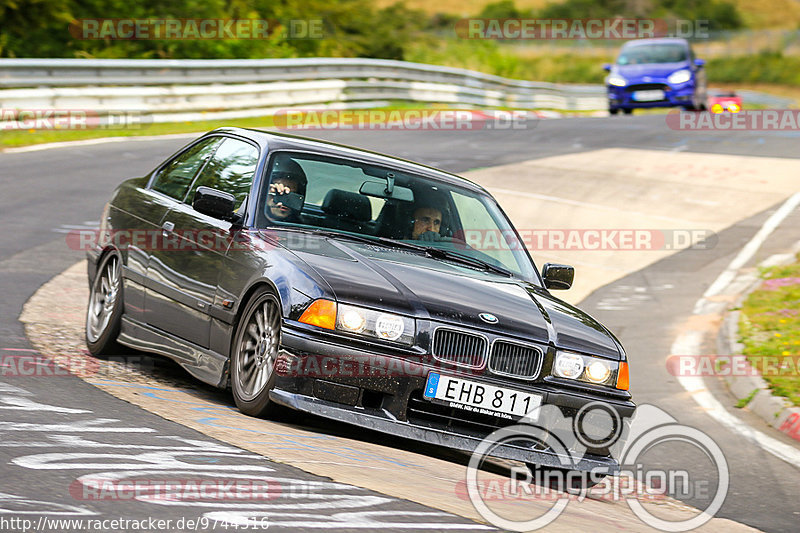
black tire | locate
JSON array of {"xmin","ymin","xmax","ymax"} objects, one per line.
[
  {"xmin": 623, "ymin": 108, "xmax": 633, "ymax": 115},
  {"xmin": 231, "ymin": 289, "xmax": 283, "ymax": 417},
  {"xmin": 608, "ymin": 108, "xmax": 619, "ymax": 115},
  {"xmin": 85, "ymin": 251, "xmax": 124, "ymax": 357}
]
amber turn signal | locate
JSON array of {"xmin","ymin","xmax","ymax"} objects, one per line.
[
  {"xmin": 298, "ymin": 299, "xmax": 337, "ymax": 330},
  {"xmin": 616, "ymin": 361, "xmax": 629, "ymax": 391}
]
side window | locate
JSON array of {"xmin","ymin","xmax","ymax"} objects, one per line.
[
  {"xmin": 187, "ymin": 138, "xmax": 259, "ymax": 208},
  {"xmin": 151, "ymin": 137, "xmax": 221, "ymax": 200},
  {"xmin": 451, "ymin": 191, "xmax": 518, "ymax": 269}
]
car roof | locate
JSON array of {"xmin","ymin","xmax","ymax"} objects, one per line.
[
  {"xmin": 622, "ymin": 38, "xmax": 689, "ymax": 48},
  {"xmin": 208, "ymin": 127, "xmax": 490, "ymax": 195}
]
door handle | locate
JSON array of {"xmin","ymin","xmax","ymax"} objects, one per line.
[{"xmin": 162, "ymin": 221, "xmax": 174, "ymax": 237}]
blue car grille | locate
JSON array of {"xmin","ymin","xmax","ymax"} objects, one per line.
[{"xmin": 625, "ymin": 83, "xmax": 669, "ymax": 93}]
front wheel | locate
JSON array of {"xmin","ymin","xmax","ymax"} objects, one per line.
[
  {"xmin": 623, "ymin": 108, "xmax": 633, "ymax": 115},
  {"xmin": 85, "ymin": 251, "xmax": 124, "ymax": 356},
  {"xmin": 609, "ymin": 108, "xmax": 619, "ymax": 116},
  {"xmin": 231, "ymin": 289, "xmax": 283, "ymax": 417}
]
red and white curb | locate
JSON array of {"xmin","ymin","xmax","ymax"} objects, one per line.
[{"xmin": 671, "ymin": 192, "xmax": 800, "ymax": 467}]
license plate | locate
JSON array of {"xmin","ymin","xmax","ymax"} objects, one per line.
[
  {"xmin": 632, "ymin": 90, "xmax": 664, "ymax": 101},
  {"xmin": 424, "ymin": 372, "xmax": 542, "ymax": 420}
]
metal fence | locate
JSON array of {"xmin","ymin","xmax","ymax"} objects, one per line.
[{"xmin": 0, "ymin": 57, "xmax": 607, "ymax": 122}]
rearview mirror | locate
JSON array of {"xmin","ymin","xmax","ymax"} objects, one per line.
[
  {"xmin": 603, "ymin": 63, "xmax": 611, "ymax": 72},
  {"xmin": 193, "ymin": 186, "xmax": 238, "ymax": 222},
  {"xmin": 542, "ymin": 263, "xmax": 574, "ymax": 290},
  {"xmin": 360, "ymin": 181, "xmax": 414, "ymax": 202},
  {"xmin": 694, "ymin": 58, "xmax": 705, "ymax": 67}
]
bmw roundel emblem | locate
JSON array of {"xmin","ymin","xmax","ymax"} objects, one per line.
[{"xmin": 479, "ymin": 313, "xmax": 498, "ymax": 324}]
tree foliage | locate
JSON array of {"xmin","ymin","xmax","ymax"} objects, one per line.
[{"xmin": 0, "ymin": 0, "xmax": 747, "ymax": 58}]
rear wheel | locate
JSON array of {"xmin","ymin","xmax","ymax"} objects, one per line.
[
  {"xmin": 623, "ymin": 108, "xmax": 633, "ymax": 115},
  {"xmin": 85, "ymin": 251, "xmax": 124, "ymax": 357},
  {"xmin": 608, "ymin": 108, "xmax": 619, "ymax": 116},
  {"xmin": 231, "ymin": 289, "xmax": 282, "ymax": 417}
]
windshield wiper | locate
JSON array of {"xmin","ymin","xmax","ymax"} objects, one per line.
[{"xmin": 371, "ymin": 238, "xmax": 513, "ymax": 277}]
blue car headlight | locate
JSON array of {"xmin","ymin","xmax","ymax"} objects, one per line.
[
  {"xmin": 667, "ymin": 69, "xmax": 692, "ymax": 85},
  {"xmin": 607, "ymin": 74, "xmax": 627, "ymax": 87}
]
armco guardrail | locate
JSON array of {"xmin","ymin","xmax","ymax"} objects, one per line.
[{"xmin": 0, "ymin": 58, "xmax": 606, "ymax": 121}]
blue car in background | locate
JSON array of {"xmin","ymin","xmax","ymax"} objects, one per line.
[{"xmin": 605, "ymin": 38, "xmax": 706, "ymax": 115}]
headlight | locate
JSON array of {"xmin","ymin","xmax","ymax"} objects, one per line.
[
  {"xmin": 554, "ymin": 351, "xmax": 584, "ymax": 379},
  {"xmin": 667, "ymin": 69, "xmax": 691, "ymax": 85},
  {"xmin": 299, "ymin": 299, "xmax": 415, "ymax": 345},
  {"xmin": 607, "ymin": 75, "xmax": 627, "ymax": 87},
  {"xmin": 553, "ymin": 350, "xmax": 625, "ymax": 389}
]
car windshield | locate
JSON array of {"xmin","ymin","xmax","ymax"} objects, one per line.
[
  {"xmin": 256, "ymin": 151, "xmax": 537, "ymax": 280},
  {"xmin": 617, "ymin": 43, "xmax": 688, "ymax": 65}
]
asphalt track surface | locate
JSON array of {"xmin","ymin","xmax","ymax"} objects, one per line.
[{"xmin": 1, "ymin": 114, "xmax": 800, "ymax": 531}]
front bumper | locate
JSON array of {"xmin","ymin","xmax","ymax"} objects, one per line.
[
  {"xmin": 608, "ymin": 83, "xmax": 696, "ymax": 109},
  {"xmin": 273, "ymin": 324, "xmax": 636, "ymax": 473}
]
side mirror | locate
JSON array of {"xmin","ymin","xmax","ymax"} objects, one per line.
[
  {"xmin": 603, "ymin": 63, "xmax": 611, "ymax": 72},
  {"xmin": 193, "ymin": 186, "xmax": 238, "ymax": 221},
  {"xmin": 542, "ymin": 263, "xmax": 574, "ymax": 290},
  {"xmin": 694, "ymin": 58, "xmax": 705, "ymax": 68}
]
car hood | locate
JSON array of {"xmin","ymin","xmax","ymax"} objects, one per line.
[
  {"xmin": 614, "ymin": 61, "xmax": 689, "ymax": 81},
  {"xmin": 283, "ymin": 235, "xmax": 622, "ymax": 359}
]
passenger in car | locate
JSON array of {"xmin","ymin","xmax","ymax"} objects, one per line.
[
  {"xmin": 266, "ymin": 159, "xmax": 307, "ymax": 222},
  {"xmin": 411, "ymin": 197, "xmax": 445, "ymax": 241}
]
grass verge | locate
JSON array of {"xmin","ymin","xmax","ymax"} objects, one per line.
[
  {"xmin": 0, "ymin": 103, "xmax": 602, "ymax": 149},
  {"xmin": 0, "ymin": 115, "xmax": 280, "ymax": 149},
  {"xmin": 738, "ymin": 253, "xmax": 800, "ymax": 406}
]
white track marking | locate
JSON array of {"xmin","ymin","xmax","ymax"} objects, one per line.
[
  {"xmin": 675, "ymin": 192, "xmax": 800, "ymax": 468},
  {"xmin": 702, "ymin": 192, "xmax": 800, "ymax": 299}
]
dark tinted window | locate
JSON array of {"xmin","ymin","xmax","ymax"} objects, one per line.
[
  {"xmin": 187, "ymin": 138, "xmax": 259, "ymax": 208},
  {"xmin": 151, "ymin": 137, "xmax": 221, "ymax": 200},
  {"xmin": 617, "ymin": 43, "xmax": 688, "ymax": 65},
  {"xmin": 257, "ymin": 151, "xmax": 537, "ymax": 280}
]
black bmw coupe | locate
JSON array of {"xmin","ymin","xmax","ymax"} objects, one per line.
[{"xmin": 85, "ymin": 127, "xmax": 634, "ymax": 478}]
